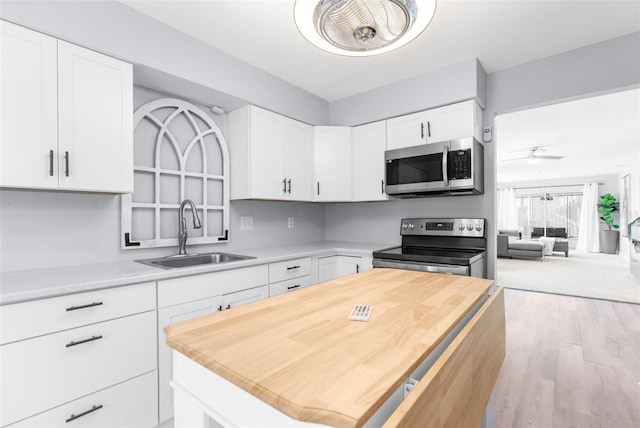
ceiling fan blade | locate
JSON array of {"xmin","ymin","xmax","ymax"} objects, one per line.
[{"xmin": 535, "ymin": 155, "xmax": 564, "ymax": 160}]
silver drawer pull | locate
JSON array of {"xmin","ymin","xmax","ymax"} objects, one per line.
[
  {"xmin": 66, "ymin": 302, "xmax": 103, "ymax": 311},
  {"xmin": 286, "ymin": 265, "xmax": 300, "ymax": 270},
  {"xmin": 66, "ymin": 335, "xmax": 103, "ymax": 348},
  {"xmin": 66, "ymin": 404, "xmax": 103, "ymax": 423},
  {"xmin": 287, "ymin": 284, "xmax": 301, "ymax": 290}
]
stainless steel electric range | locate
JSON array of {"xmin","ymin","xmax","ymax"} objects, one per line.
[{"xmin": 373, "ymin": 218, "xmax": 487, "ymax": 278}]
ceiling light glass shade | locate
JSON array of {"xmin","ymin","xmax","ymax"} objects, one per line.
[{"xmin": 294, "ymin": 0, "xmax": 436, "ymax": 56}]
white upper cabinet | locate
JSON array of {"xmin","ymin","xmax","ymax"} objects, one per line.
[
  {"xmin": 0, "ymin": 20, "xmax": 133, "ymax": 193},
  {"xmin": 313, "ymin": 126, "xmax": 352, "ymax": 202},
  {"xmin": 351, "ymin": 120, "xmax": 388, "ymax": 202},
  {"xmin": 57, "ymin": 41, "xmax": 133, "ymax": 193},
  {"xmin": 425, "ymin": 100, "xmax": 483, "ymax": 144},
  {"xmin": 386, "ymin": 111, "xmax": 428, "ymax": 150},
  {"xmin": 229, "ymin": 105, "xmax": 313, "ymax": 201},
  {"xmin": 1, "ymin": 20, "xmax": 58, "ymax": 189},
  {"xmin": 386, "ymin": 100, "xmax": 483, "ymax": 150}
]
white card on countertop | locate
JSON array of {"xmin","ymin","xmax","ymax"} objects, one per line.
[{"xmin": 348, "ymin": 304, "xmax": 372, "ymax": 322}]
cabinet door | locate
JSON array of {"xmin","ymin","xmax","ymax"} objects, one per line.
[
  {"xmin": 314, "ymin": 126, "xmax": 352, "ymax": 202},
  {"xmin": 338, "ymin": 256, "xmax": 363, "ymax": 276},
  {"xmin": 318, "ymin": 256, "xmax": 340, "ymax": 283},
  {"xmin": 269, "ymin": 275, "xmax": 312, "ymax": 297},
  {"xmin": 282, "ymin": 118, "xmax": 313, "ymax": 201},
  {"xmin": 57, "ymin": 40, "xmax": 133, "ymax": 193},
  {"xmin": 222, "ymin": 285, "xmax": 269, "ymax": 310},
  {"xmin": 425, "ymin": 100, "xmax": 481, "ymax": 144},
  {"xmin": 0, "ymin": 20, "xmax": 58, "ymax": 189},
  {"xmin": 352, "ymin": 121, "xmax": 388, "ymax": 201},
  {"xmin": 158, "ymin": 296, "xmax": 222, "ymax": 423},
  {"xmin": 386, "ymin": 111, "xmax": 427, "ymax": 150},
  {"xmin": 249, "ymin": 107, "xmax": 285, "ymax": 200}
]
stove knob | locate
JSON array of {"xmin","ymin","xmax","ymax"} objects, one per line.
[
  {"xmin": 402, "ymin": 224, "xmax": 408, "ymax": 230},
  {"xmin": 475, "ymin": 224, "xmax": 482, "ymax": 232},
  {"xmin": 458, "ymin": 224, "xmax": 465, "ymax": 231},
  {"xmin": 409, "ymin": 224, "xmax": 415, "ymax": 230},
  {"xmin": 466, "ymin": 224, "xmax": 473, "ymax": 231}
]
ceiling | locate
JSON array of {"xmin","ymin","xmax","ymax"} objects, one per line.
[
  {"xmin": 121, "ymin": 0, "xmax": 640, "ymax": 102},
  {"xmin": 496, "ymin": 88, "xmax": 640, "ymax": 184}
]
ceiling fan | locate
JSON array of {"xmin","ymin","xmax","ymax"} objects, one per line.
[{"xmin": 500, "ymin": 146, "xmax": 564, "ymax": 162}]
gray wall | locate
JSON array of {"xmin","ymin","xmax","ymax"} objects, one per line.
[
  {"xmin": 0, "ymin": 85, "xmax": 326, "ymax": 273},
  {"xmin": 326, "ymin": 32, "xmax": 640, "ymax": 279},
  {"xmin": 0, "ymin": 0, "xmax": 329, "ymax": 125},
  {"xmin": 329, "ymin": 58, "xmax": 486, "ymax": 126}
]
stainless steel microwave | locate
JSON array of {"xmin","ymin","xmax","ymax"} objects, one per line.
[{"xmin": 385, "ymin": 137, "xmax": 484, "ymax": 197}]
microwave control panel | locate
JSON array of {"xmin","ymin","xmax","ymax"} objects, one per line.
[{"xmin": 449, "ymin": 149, "xmax": 472, "ymax": 180}]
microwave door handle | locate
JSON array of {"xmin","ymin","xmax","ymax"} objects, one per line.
[{"xmin": 442, "ymin": 146, "xmax": 449, "ymax": 186}]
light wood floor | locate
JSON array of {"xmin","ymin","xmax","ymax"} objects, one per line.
[{"xmin": 494, "ymin": 289, "xmax": 640, "ymax": 428}]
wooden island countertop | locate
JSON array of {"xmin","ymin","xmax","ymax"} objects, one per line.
[{"xmin": 165, "ymin": 268, "xmax": 501, "ymax": 428}]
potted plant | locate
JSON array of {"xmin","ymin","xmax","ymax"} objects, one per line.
[{"xmin": 598, "ymin": 193, "xmax": 619, "ymax": 254}]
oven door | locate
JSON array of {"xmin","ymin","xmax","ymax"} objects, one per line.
[
  {"xmin": 385, "ymin": 142, "xmax": 449, "ymax": 195},
  {"xmin": 373, "ymin": 258, "xmax": 470, "ymax": 276}
]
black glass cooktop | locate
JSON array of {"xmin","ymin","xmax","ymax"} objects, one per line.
[{"xmin": 373, "ymin": 246, "xmax": 485, "ymax": 266}]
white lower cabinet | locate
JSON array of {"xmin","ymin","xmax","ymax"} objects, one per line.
[
  {"xmin": 269, "ymin": 275, "xmax": 312, "ymax": 297},
  {"xmin": 157, "ymin": 297, "xmax": 222, "ymax": 423},
  {"xmin": 317, "ymin": 255, "xmax": 373, "ymax": 283},
  {"xmin": 268, "ymin": 257, "xmax": 312, "ymax": 297},
  {"xmin": 0, "ymin": 282, "xmax": 157, "ymax": 428},
  {"xmin": 156, "ymin": 265, "xmax": 269, "ymax": 424},
  {"xmin": 8, "ymin": 372, "xmax": 157, "ymax": 428}
]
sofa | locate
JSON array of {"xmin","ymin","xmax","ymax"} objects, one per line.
[
  {"xmin": 530, "ymin": 227, "xmax": 569, "ymax": 257},
  {"xmin": 497, "ymin": 233, "xmax": 544, "ymax": 260}
]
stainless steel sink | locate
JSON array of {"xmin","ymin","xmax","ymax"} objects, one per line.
[{"xmin": 136, "ymin": 252, "xmax": 255, "ymax": 269}]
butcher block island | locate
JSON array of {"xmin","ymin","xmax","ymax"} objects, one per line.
[{"xmin": 164, "ymin": 268, "xmax": 505, "ymax": 428}]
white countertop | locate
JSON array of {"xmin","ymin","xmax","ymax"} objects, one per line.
[{"xmin": 0, "ymin": 241, "xmax": 394, "ymax": 305}]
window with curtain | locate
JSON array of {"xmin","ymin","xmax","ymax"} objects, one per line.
[{"xmin": 515, "ymin": 192, "xmax": 582, "ymax": 238}]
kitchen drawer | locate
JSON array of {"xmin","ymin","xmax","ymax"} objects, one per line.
[
  {"xmin": 268, "ymin": 257, "xmax": 311, "ymax": 283},
  {"xmin": 158, "ymin": 265, "xmax": 268, "ymax": 308},
  {"xmin": 269, "ymin": 275, "xmax": 312, "ymax": 297},
  {"xmin": 0, "ymin": 282, "xmax": 155, "ymax": 345},
  {"xmin": 7, "ymin": 371, "xmax": 158, "ymax": 428},
  {"xmin": 0, "ymin": 311, "xmax": 157, "ymax": 426}
]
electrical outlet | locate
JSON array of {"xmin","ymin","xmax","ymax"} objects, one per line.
[
  {"xmin": 240, "ymin": 216, "xmax": 253, "ymax": 231},
  {"xmin": 288, "ymin": 217, "xmax": 294, "ymax": 228}
]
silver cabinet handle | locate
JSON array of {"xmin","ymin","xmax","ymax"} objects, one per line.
[
  {"xmin": 66, "ymin": 302, "xmax": 103, "ymax": 312},
  {"xmin": 64, "ymin": 151, "xmax": 70, "ymax": 177},
  {"xmin": 65, "ymin": 335, "xmax": 103, "ymax": 348},
  {"xmin": 287, "ymin": 284, "xmax": 301, "ymax": 290},
  {"xmin": 66, "ymin": 405, "xmax": 103, "ymax": 423},
  {"xmin": 49, "ymin": 150, "xmax": 54, "ymax": 176},
  {"xmin": 317, "ymin": 182, "xmax": 320, "ymax": 195}
]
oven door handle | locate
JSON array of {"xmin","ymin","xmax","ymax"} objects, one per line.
[
  {"xmin": 442, "ymin": 145, "xmax": 449, "ymax": 187},
  {"xmin": 372, "ymin": 259, "xmax": 469, "ymax": 276}
]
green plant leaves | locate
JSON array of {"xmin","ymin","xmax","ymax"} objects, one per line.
[{"xmin": 598, "ymin": 193, "xmax": 619, "ymax": 231}]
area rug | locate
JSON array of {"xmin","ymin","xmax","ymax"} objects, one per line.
[{"xmin": 497, "ymin": 250, "xmax": 640, "ymax": 304}]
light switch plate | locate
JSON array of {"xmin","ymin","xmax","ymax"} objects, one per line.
[
  {"xmin": 288, "ymin": 217, "xmax": 294, "ymax": 228},
  {"xmin": 240, "ymin": 216, "xmax": 253, "ymax": 231}
]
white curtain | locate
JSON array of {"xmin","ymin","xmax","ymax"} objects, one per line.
[
  {"xmin": 497, "ymin": 187, "xmax": 518, "ymax": 230},
  {"xmin": 576, "ymin": 182, "xmax": 600, "ymax": 252}
]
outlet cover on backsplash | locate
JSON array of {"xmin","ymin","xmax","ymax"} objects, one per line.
[
  {"xmin": 288, "ymin": 217, "xmax": 294, "ymax": 228},
  {"xmin": 240, "ymin": 216, "xmax": 254, "ymax": 231}
]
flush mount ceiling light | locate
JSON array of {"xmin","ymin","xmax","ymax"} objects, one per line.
[{"xmin": 294, "ymin": 0, "xmax": 437, "ymax": 56}]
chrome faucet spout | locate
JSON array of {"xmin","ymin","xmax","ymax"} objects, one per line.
[{"xmin": 177, "ymin": 199, "xmax": 202, "ymax": 256}]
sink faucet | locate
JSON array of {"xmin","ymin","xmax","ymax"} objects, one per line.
[{"xmin": 177, "ymin": 199, "xmax": 202, "ymax": 256}]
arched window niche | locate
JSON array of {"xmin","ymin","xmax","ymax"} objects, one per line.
[{"xmin": 121, "ymin": 98, "xmax": 230, "ymax": 249}]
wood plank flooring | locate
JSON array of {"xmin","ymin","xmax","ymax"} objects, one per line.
[{"xmin": 495, "ymin": 289, "xmax": 640, "ymax": 428}]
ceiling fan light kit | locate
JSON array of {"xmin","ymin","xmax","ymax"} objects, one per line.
[{"xmin": 293, "ymin": 0, "xmax": 437, "ymax": 56}]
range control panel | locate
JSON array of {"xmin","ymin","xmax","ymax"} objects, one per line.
[{"xmin": 400, "ymin": 218, "xmax": 485, "ymax": 238}]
